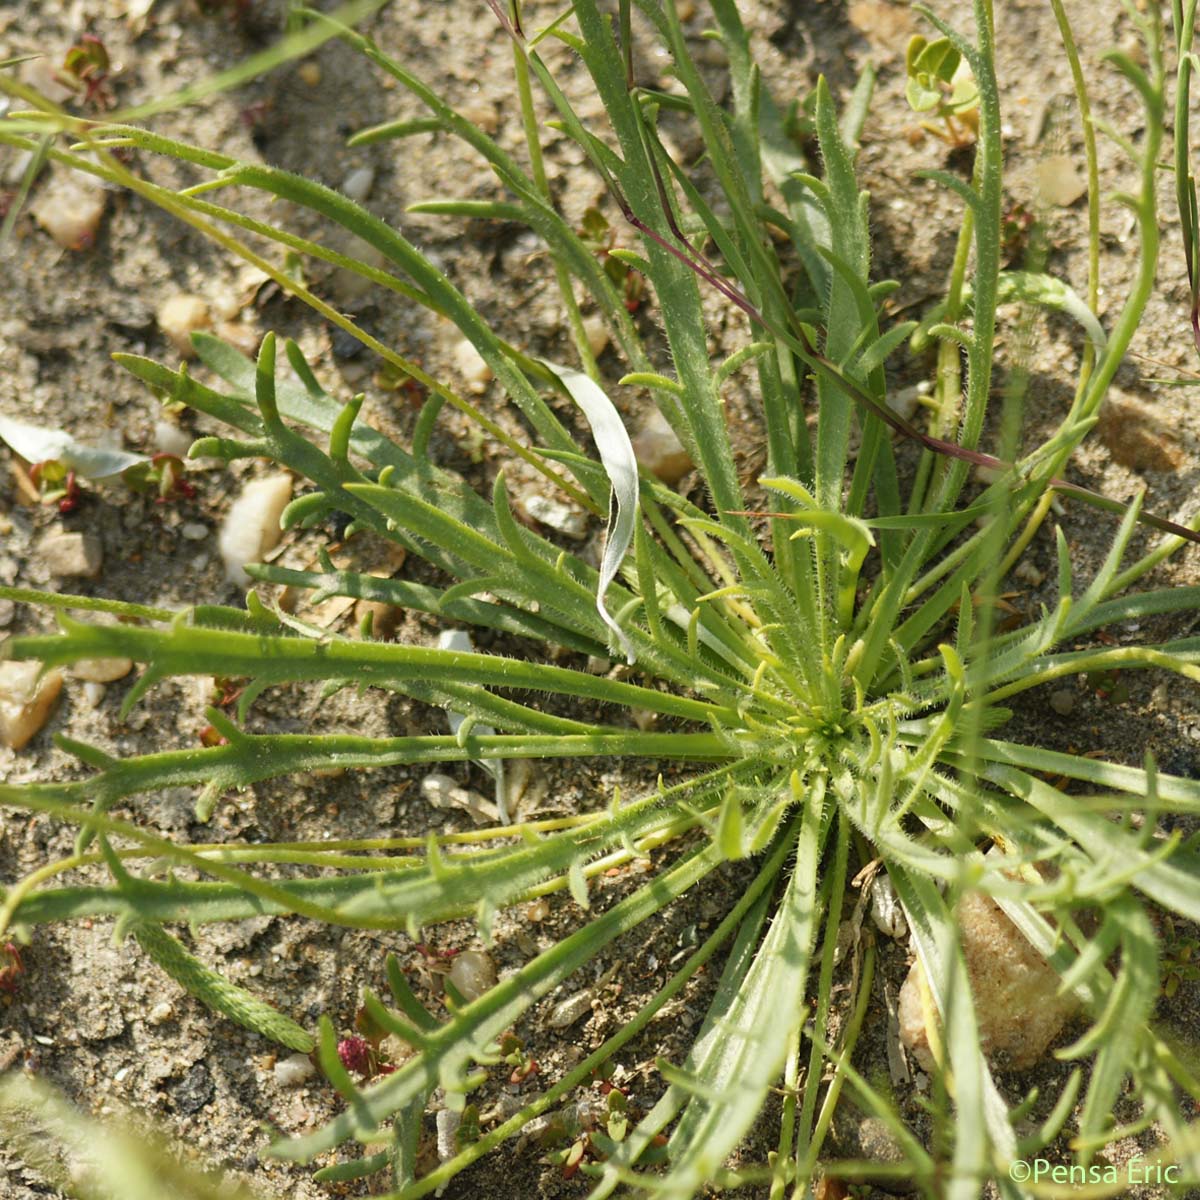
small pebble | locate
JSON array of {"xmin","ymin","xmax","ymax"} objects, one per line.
[
  {"xmin": 218, "ymin": 473, "xmax": 293, "ymax": 585},
  {"xmin": 421, "ymin": 773, "xmax": 461, "ymax": 809},
  {"xmin": 520, "ymin": 493, "xmax": 588, "ymax": 539},
  {"xmin": 899, "ymin": 890, "xmax": 1078, "ymax": 1072},
  {"xmin": 1013, "ymin": 560, "xmax": 1043, "ymax": 587},
  {"xmin": 154, "ymin": 419, "xmax": 193, "ymax": 458},
  {"xmin": 447, "ymin": 950, "xmax": 497, "ymax": 1003},
  {"xmin": 526, "ymin": 898, "xmax": 550, "ymax": 923},
  {"xmin": 38, "ymin": 531, "xmax": 103, "ymax": 578},
  {"xmin": 631, "ymin": 407, "xmax": 692, "ymax": 485},
  {"xmin": 1036, "ymin": 155, "xmax": 1087, "ymax": 208},
  {"xmin": 157, "ymin": 294, "xmax": 212, "ymax": 359},
  {"xmin": 146, "ymin": 1001, "xmax": 174, "ymax": 1026},
  {"xmin": 298, "ymin": 60, "xmax": 322, "ymax": 87},
  {"xmin": 274, "ymin": 1053, "xmax": 317, "ymax": 1088},
  {"xmin": 69, "ymin": 657, "xmax": 133, "ymax": 683},
  {"xmin": 453, "ymin": 338, "xmax": 493, "ymax": 394},
  {"xmin": 0, "ymin": 661, "xmax": 64, "ymax": 749},
  {"xmin": 1049, "ymin": 688, "xmax": 1075, "ymax": 716},
  {"xmin": 886, "ymin": 385, "xmax": 921, "ymax": 423},
  {"xmin": 80, "ymin": 681, "xmax": 107, "ymax": 708},
  {"xmin": 0, "ymin": 598, "xmax": 13, "ymax": 628},
  {"xmin": 31, "ymin": 171, "xmax": 107, "ymax": 250},
  {"xmin": 181, "ymin": 522, "xmax": 209, "ymax": 541},
  {"xmin": 342, "ymin": 165, "xmax": 376, "ymax": 203},
  {"xmin": 547, "ymin": 989, "xmax": 593, "ymax": 1029},
  {"xmin": 582, "ymin": 314, "xmax": 609, "ymax": 358}
]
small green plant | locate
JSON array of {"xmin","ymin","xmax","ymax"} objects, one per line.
[{"xmin": 4, "ymin": 1, "xmax": 1200, "ymax": 1197}]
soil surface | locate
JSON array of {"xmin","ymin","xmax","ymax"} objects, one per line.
[{"xmin": 2, "ymin": 1, "xmax": 1200, "ymax": 1198}]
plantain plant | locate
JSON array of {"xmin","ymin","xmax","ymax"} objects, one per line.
[{"xmin": 4, "ymin": 1, "xmax": 1200, "ymax": 1196}]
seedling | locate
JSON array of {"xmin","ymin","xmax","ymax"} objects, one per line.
[
  {"xmin": 58, "ymin": 35, "xmax": 115, "ymax": 110},
  {"xmin": 2, "ymin": 1, "xmax": 1200, "ymax": 1197},
  {"xmin": 905, "ymin": 33, "xmax": 980, "ymax": 146}
]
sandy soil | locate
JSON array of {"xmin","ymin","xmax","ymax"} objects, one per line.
[{"xmin": 2, "ymin": 1, "xmax": 1200, "ymax": 1197}]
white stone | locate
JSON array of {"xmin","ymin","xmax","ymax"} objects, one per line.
[
  {"xmin": 520, "ymin": 493, "xmax": 588, "ymax": 539},
  {"xmin": 38, "ymin": 531, "xmax": 103, "ymax": 579},
  {"xmin": 157, "ymin": 294, "xmax": 212, "ymax": 359},
  {"xmin": 453, "ymin": 339, "xmax": 493, "ymax": 394},
  {"xmin": 447, "ymin": 950, "xmax": 497, "ymax": 1003},
  {"xmin": 0, "ymin": 661, "xmax": 63, "ymax": 750},
  {"xmin": 342, "ymin": 166, "xmax": 376, "ymax": 203},
  {"xmin": 146, "ymin": 1001, "xmax": 174, "ymax": 1026},
  {"xmin": 69, "ymin": 657, "xmax": 133, "ymax": 683},
  {"xmin": 154, "ymin": 420, "xmax": 193, "ymax": 458},
  {"xmin": 631, "ymin": 407, "xmax": 691, "ymax": 485},
  {"xmin": 218, "ymin": 474, "xmax": 293, "ymax": 585},
  {"xmin": 273, "ymin": 1053, "xmax": 316, "ymax": 1087},
  {"xmin": 181, "ymin": 522, "xmax": 209, "ymax": 541},
  {"xmin": 31, "ymin": 171, "xmax": 107, "ymax": 250}
]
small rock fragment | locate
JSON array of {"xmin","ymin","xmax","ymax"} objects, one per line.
[
  {"xmin": 582, "ymin": 314, "xmax": 609, "ymax": 358},
  {"xmin": 154, "ymin": 419, "xmax": 193, "ymax": 458},
  {"xmin": 547, "ymin": 989, "xmax": 593, "ymax": 1029},
  {"xmin": 274, "ymin": 1053, "xmax": 317, "ymax": 1088},
  {"xmin": 421, "ymin": 773, "xmax": 461, "ymax": 809},
  {"xmin": 1097, "ymin": 392, "xmax": 1184, "ymax": 472},
  {"xmin": 181, "ymin": 522, "xmax": 209, "ymax": 541},
  {"xmin": 898, "ymin": 890, "xmax": 1078, "ymax": 1072},
  {"xmin": 69, "ymin": 657, "xmax": 133, "ymax": 684},
  {"xmin": 31, "ymin": 171, "xmax": 107, "ymax": 250},
  {"xmin": 297, "ymin": 60, "xmax": 322, "ymax": 87},
  {"xmin": 521, "ymin": 493, "xmax": 588, "ymax": 539},
  {"xmin": 0, "ymin": 599, "xmax": 14, "ymax": 628},
  {"xmin": 218, "ymin": 474, "xmax": 293, "ymax": 585},
  {"xmin": 453, "ymin": 339, "xmax": 493, "ymax": 394},
  {"xmin": 631, "ymin": 407, "xmax": 692, "ymax": 485},
  {"xmin": 38, "ymin": 531, "xmax": 103, "ymax": 579},
  {"xmin": 1036, "ymin": 155, "xmax": 1087, "ymax": 208},
  {"xmin": 1049, "ymin": 688, "xmax": 1075, "ymax": 716},
  {"xmin": 146, "ymin": 1001, "xmax": 174, "ymax": 1026},
  {"xmin": 0, "ymin": 662, "xmax": 63, "ymax": 750},
  {"xmin": 342, "ymin": 166, "xmax": 376, "ymax": 203},
  {"xmin": 526, "ymin": 898, "xmax": 550, "ymax": 923},
  {"xmin": 157, "ymin": 295, "xmax": 212, "ymax": 359},
  {"xmin": 447, "ymin": 950, "xmax": 497, "ymax": 1003},
  {"xmin": 80, "ymin": 681, "xmax": 107, "ymax": 709}
]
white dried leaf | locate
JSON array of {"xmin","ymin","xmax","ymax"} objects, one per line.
[
  {"xmin": 538, "ymin": 360, "xmax": 638, "ymax": 663},
  {"xmin": 0, "ymin": 413, "xmax": 148, "ymax": 479}
]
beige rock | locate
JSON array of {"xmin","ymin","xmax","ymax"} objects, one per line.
[
  {"xmin": 69, "ymin": 657, "xmax": 133, "ymax": 683},
  {"xmin": 38, "ymin": 531, "xmax": 103, "ymax": 579},
  {"xmin": 31, "ymin": 172, "xmax": 107, "ymax": 251},
  {"xmin": 1097, "ymin": 392, "xmax": 1184, "ymax": 473},
  {"xmin": 157, "ymin": 294, "xmax": 212, "ymax": 359},
  {"xmin": 218, "ymin": 474, "xmax": 294, "ymax": 585},
  {"xmin": 447, "ymin": 950, "xmax": 497, "ymax": 1003},
  {"xmin": 1036, "ymin": 155, "xmax": 1088, "ymax": 208},
  {"xmin": 898, "ymin": 891, "xmax": 1078, "ymax": 1072},
  {"xmin": 453, "ymin": 338, "xmax": 493, "ymax": 394},
  {"xmin": 0, "ymin": 661, "xmax": 63, "ymax": 750},
  {"xmin": 631, "ymin": 407, "xmax": 692, "ymax": 485}
]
